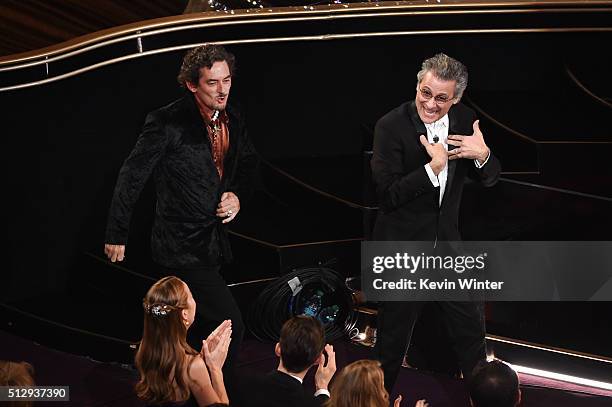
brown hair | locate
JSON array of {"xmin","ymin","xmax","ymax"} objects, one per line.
[
  {"xmin": 0, "ymin": 360, "xmax": 35, "ymax": 407},
  {"xmin": 279, "ymin": 316, "xmax": 325, "ymax": 373},
  {"xmin": 135, "ymin": 276, "xmax": 198, "ymax": 404},
  {"xmin": 325, "ymin": 360, "xmax": 389, "ymax": 407},
  {"xmin": 177, "ymin": 44, "xmax": 236, "ymax": 88}
]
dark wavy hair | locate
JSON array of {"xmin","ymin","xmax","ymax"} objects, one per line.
[
  {"xmin": 177, "ymin": 44, "xmax": 236, "ymax": 88},
  {"xmin": 135, "ymin": 276, "xmax": 198, "ymax": 405}
]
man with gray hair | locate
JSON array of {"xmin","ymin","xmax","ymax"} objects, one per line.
[{"xmin": 371, "ymin": 53, "xmax": 501, "ymax": 392}]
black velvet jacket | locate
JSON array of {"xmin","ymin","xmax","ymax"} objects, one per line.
[{"xmin": 105, "ymin": 94, "xmax": 258, "ymax": 268}]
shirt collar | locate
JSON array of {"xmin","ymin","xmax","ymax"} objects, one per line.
[
  {"xmin": 192, "ymin": 94, "xmax": 228, "ymax": 125},
  {"xmin": 425, "ymin": 114, "xmax": 449, "ymax": 130},
  {"xmin": 286, "ymin": 372, "xmax": 303, "ymax": 384}
]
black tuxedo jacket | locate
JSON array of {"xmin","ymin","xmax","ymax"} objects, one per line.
[
  {"xmin": 105, "ymin": 94, "xmax": 258, "ymax": 268},
  {"xmin": 243, "ymin": 370, "xmax": 327, "ymax": 407},
  {"xmin": 371, "ymin": 100, "xmax": 500, "ymax": 241}
]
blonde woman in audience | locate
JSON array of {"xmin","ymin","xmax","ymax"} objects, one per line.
[
  {"xmin": 325, "ymin": 360, "xmax": 428, "ymax": 407},
  {"xmin": 135, "ymin": 276, "xmax": 232, "ymax": 407}
]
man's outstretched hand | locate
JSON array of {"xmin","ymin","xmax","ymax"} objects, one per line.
[
  {"xmin": 104, "ymin": 244, "xmax": 125, "ymax": 262},
  {"xmin": 447, "ymin": 120, "xmax": 490, "ymax": 164}
]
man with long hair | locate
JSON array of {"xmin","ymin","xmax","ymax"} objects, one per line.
[{"xmin": 104, "ymin": 45, "xmax": 258, "ymax": 377}]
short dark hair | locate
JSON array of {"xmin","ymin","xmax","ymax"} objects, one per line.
[
  {"xmin": 279, "ymin": 316, "xmax": 325, "ymax": 373},
  {"xmin": 177, "ymin": 44, "xmax": 236, "ymax": 88},
  {"xmin": 469, "ymin": 360, "xmax": 520, "ymax": 407}
]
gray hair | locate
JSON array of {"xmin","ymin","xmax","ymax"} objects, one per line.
[{"xmin": 416, "ymin": 53, "xmax": 468, "ymax": 100}]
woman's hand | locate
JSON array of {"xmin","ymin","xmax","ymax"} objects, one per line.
[{"xmin": 201, "ymin": 320, "xmax": 232, "ymax": 371}]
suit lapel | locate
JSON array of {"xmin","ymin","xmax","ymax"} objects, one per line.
[
  {"xmin": 181, "ymin": 94, "xmax": 223, "ymax": 187},
  {"xmin": 184, "ymin": 95, "xmax": 243, "ymax": 186},
  {"xmin": 183, "ymin": 94, "xmax": 210, "ymax": 142},
  {"xmin": 223, "ymin": 104, "xmax": 241, "ymax": 184},
  {"xmin": 409, "ymin": 101, "xmax": 443, "ymax": 206},
  {"xmin": 225, "ymin": 105, "xmax": 239, "ymax": 160},
  {"xmin": 408, "ymin": 101, "xmax": 427, "ymax": 142},
  {"xmin": 443, "ymin": 106, "xmax": 460, "ymax": 208}
]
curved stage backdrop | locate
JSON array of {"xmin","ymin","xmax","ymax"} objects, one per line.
[{"xmin": 1, "ymin": 0, "xmax": 611, "ymax": 372}]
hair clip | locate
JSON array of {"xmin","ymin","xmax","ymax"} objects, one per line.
[
  {"xmin": 143, "ymin": 302, "xmax": 171, "ymax": 317},
  {"xmin": 151, "ymin": 304, "xmax": 170, "ymax": 316}
]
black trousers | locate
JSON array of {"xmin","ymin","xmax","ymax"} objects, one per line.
[
  {"xmin": 376, "ymin": 300, "xmax": 486, "ymax": 393},
  {"xmin": 157, "ymin": 264, "xmax": 245, "ymax": 377}
]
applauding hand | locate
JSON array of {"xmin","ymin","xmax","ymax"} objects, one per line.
[
  {"xmin": 393, "ymin": 394, "xmax": 429, "ymax": 407},
  {"xmin": 201, "ymin": 320, "xmax": 232, "ymax": 372},
  {"xmin": 315, "ymin": 344, "xmax": 337, "ymax": 391}
]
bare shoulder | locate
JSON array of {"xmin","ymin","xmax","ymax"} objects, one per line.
[
  {"xmin": 186, "ymin": 354, "xmax": 211, "ymax": 386},
  {"xmin": 187, "ymin": 354, "xmax": 206, "ymax": 374},
  {"xmin": 185, "ymin": 354, "xmax": 221, "ymax": 405}
]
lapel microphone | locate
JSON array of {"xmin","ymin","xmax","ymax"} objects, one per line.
[{"xmin": 433, "ymin": 136, "xmax": 439, "ymax": 143}]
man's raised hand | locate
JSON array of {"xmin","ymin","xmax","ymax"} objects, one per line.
[
  {"xmin": 447, "ymin": 120, "xmax": 490, "ymax": 163},
  {"xmin": 104, "ymin": 244, "xmax": 125, "ymax": 262},
  {"xmin": 315, "ymin": 344, "xmax": 337, "ymax": 391},
  {"xmin": 419, "ymin": 135, "xmax": 447, "ymax": 175}
]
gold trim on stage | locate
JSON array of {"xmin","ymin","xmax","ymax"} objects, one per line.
[
  {"xmin": 487, "ymin": 333, "xmax": 612, "ymax": 364},
  {"xmin": 2, "ymin": 27, "xmax": 612, "ymax": 92},
  {"xmin": 565, "ymin": 65, "xmax": 612, "ymax": 110},
  {"xmin": 1, "ymin": 0, "xmax": 611, "ymax": 65}
]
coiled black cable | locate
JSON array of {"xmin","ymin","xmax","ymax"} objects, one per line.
[{"xmin": 247, "ymin": 265, "xmax": 353, "ymax": 342}]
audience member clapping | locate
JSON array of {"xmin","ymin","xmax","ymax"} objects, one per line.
[
  {"xmin": 325, "ymin": 359, "xmax": 428, "ymax": 407},
  {"xmin": 244, "ymin": 315, "xmax": 336, "ymax": 407},
  {"xmin": 469, "ymin": 360, "xmax": 521, "ymax": 407},
  {"xmin": 135, "ymin": 276, "xmax": 232, "ymax": 406}
]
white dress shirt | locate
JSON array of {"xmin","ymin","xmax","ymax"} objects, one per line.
[
  {"xmin": 423, "ymin": 114, "xmax": 450, "ymax": 206},
  {"xmin": 286, "ymin": 372, "xmax": 331, "ymax": 398},
  {"xmin": 423, "ymin": 114, "xmax": 490, "ymax": 205}
]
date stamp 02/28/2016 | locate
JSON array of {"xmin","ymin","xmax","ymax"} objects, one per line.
[{"xmin": 0, "ymin": 386, "xmax": 70, "ymax": 402}]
